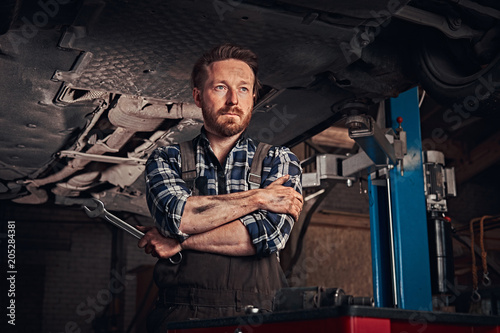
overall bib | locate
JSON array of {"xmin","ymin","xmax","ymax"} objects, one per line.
[{"xmin": 147, "ymin": 141, "xmax": 287, "ymax": 332}]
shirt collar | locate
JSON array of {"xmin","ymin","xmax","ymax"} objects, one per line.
[{"xmin": 199, "ymin": 126, "xmax": 250, "ymax": 147}]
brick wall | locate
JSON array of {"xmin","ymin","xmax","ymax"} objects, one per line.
[
  {"xmin": 286, "ymin": 179, "xmax": 373, "ymax": 298},
  {"xmin": 41, "ymin": 222, "xmax": 112, "ymax": 332},
  {"xmin": 3, "ymin": 203, "xmax": 157, "ymax": 333},
  {"xmin": 317, "ymin": 180, "xmax": 370, "ymax": 215}
]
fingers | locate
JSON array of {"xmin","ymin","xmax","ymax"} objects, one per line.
[
  {"xmin": 296, "ymin": 195, "xmax": 304, "ymax": 219},
  {"xmin": 136, "ymin": 225, "xmax": 157, "ymax": 248},
  {"xmin": 280, "ymin": 187, "xmax": 304, "ymax": 207},
  {"xmin": 145, "ymin": 244, "xmax": 155, "ymax": 254},
  {"xmin": 268, "ymin": 175, "xmax": 290, "ymax": 187},
  {"xmin": 136, "ymin": 225, "xmax": 153, "ymax": 232},
  {"xmin": 290, "ymin": 199, "xmax": 303, "ymax": 222},
  {"xmin": 284, "ymin": 193, "xmax": 303, "ymax": 221},
  {"xmin": 258, "ymin": 176, "xmax": 303, "ymax": 216},
  {"xmin": 292, "ymin": 189, "xmax": 304, "ymax": 204},
  {"xmin": 137, "ymin": 234, "xmax": 148, "ymax": 249},
  {"xmin": 136, "ymin": 226, "xmax": 181, "ymax": 259}
]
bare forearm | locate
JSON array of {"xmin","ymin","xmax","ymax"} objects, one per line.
[
  {"xmin": 179, "ymin": 190, "xmax": 261, "ymax": 234},
  {"xmin": 138, "ymin": 177, "xmax": 301, "ymax": 259},
  {"xmin": 179, "ymin": 175, "xmax": 302, "ymax": 235},
  {"xmin": 181, "ymin": 220, "xmax": 256, "ymax": 256}
]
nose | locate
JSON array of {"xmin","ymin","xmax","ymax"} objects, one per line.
[{"xmin": 226, "ymin": 88, "xmax": 238, "ymax": 105}]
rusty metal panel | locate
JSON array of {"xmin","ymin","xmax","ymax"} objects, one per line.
[{"xmin": 59, "ymin": 0, "xmax": 353, "ymax": 100}]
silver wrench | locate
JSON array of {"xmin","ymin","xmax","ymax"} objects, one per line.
[
  {"xmin": 84, "ymin": 198, "xmax": 144, "ymax": 239},
  {"xmin": 83, "ymin": 198, "xmax": 182, "ymax": 264}
]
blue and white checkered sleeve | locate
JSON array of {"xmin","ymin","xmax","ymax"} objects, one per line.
[
  {"xmin": 145, "ymin": 145, "xmax": 191, "ymax": 241},
  {"xmin": 240, "ymin": 147, "xmax": 302, "ymax": 256}
]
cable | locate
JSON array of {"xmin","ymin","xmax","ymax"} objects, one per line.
[
  {"xmin": 418, "ymin": 89, "xmax": 426, "ymax": 108},
  {"xmin": 470, "ymin": 215, "xmax": 493, "ymax": 302}
]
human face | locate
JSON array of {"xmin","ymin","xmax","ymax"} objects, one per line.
[{"xmin": 193, "ymin": 59, "xmax": 255, "ymax": 138}]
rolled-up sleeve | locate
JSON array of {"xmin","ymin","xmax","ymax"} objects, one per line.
[
  {"xmin": 240, "ymin": 147, "xmax": 302, "ymax": 256},
  {"xmin": 145, "ymin": 145, "xmax": 191, "ymax": 241}
]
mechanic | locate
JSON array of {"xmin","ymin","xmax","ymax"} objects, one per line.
[{"xmin": 137, "ymin": 44, "xmax": 303, "ymax": 332}]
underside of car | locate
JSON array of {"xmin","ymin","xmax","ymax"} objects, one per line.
[{"xmin": 1, "ymin": 0, "xmax": 499, "ymax": 215}]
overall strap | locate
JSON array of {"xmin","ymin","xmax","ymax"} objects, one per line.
[
  {"xmin": 179, "ymin": 140, "xmax": 198, "ymax": 195},
  {"xmin": 248, "ymin": 142, "xmax": 272, "ymax": 190},
  {"xmin": 180, "ymin": 140, "xmax": 272, "ymax": 192}
]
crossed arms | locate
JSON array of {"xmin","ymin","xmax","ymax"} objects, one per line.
[{"xmin": 139, "ymin": 144, "xmax": 303, "ymax": 258}]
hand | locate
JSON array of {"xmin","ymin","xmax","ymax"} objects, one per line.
[
  {"xmin": 136, "ymin": 225, "xmax": 182, "ymax": 259},
  {"xmin": 258, "ymin": 175, "xmax": 303, "ymax": 221}
]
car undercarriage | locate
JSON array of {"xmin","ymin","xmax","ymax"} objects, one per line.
[{"xmin": 1, "ymin": 0, "xmax": 499, "ymax": 215}]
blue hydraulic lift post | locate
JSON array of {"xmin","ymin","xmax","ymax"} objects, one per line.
[
  {"xmin": 369, "ymin": 87, "xmax": 433, "ymax": 310},
  {"xmin": 368, "ymin": 174, "xmax": 392, "ymax": 307}
]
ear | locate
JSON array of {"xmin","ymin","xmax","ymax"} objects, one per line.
[{"xmin": 193, "ymin": 88, "xmax": 202, "ymax": 108}]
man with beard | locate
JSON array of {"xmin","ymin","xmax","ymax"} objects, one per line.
[{"xmin": 138, "ymin": 44, "xmax": 303, "ymax": 332}]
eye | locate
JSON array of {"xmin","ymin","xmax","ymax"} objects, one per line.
[
  {"xmin": 240, "ymin": 87, "xmax": 250, "ymax": 93},
  {"xmin": 215, "ymin": 85, "xmax": 226, "ymax": 91}
]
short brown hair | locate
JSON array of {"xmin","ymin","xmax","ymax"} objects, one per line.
[{"xmin": 191, "ymin": 44, "xmax": 261, "ymax": 99}]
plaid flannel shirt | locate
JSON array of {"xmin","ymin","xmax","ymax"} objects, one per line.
[{"xmin": 145, "ymin": 130, "xmax": 302, "ymax": 256}]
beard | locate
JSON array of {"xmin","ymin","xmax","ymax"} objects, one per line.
[{"xmin": 202, "ymin": 103, "xmax": 252, "ymax": 137}]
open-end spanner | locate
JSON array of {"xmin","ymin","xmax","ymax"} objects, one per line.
[
  {"xmin": 83, "ymin": 198, "xmax": 182, "ymax": 264},
  {"xmin": 84, "ymin": 198, "xmax": 145, "ymax": 239}
]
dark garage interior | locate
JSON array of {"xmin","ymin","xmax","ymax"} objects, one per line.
[{"xmin": 1, "ymin": 0, "xmax": 500, "ymax": 332}]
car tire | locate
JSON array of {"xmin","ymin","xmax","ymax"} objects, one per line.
[{"xmin": 415, "ymin": 30, "xmax": 500, "ymax": 117}]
